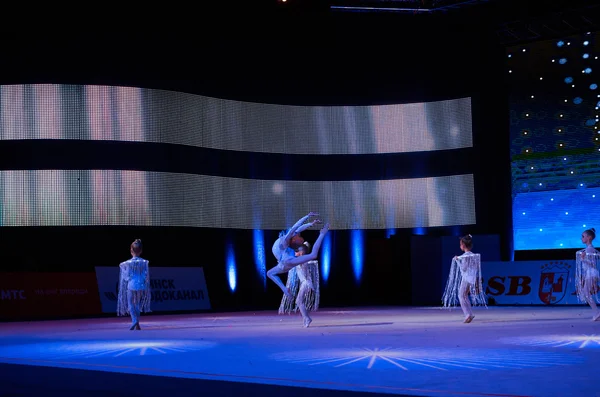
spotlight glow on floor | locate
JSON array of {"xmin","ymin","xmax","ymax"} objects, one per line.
[
  {"xmin": 0, "ymin": 339, "xmax": 216, "ymax": 360},
  {"xmin": 271, "ymin": 347, "xmax": 582, "ymax": 371},
  {"xmin": 501, "ymin": 334, "xmax": 600, "ymax": 349}
]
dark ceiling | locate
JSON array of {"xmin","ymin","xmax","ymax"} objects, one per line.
[{"xmin": 274, "ymin": 0, "xmax": 600, "ymax": 44}]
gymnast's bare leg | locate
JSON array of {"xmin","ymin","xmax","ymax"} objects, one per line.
[
  {"xmin": 458, "ymin": 281, "xmax": 474, "ymax": 323},
  {"xmin": 296, "ymin": 282, "xmax": 313, "ymax": 327}
]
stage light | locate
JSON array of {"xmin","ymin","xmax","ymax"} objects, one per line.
[
  {"xmin": 557, "ymin": 41, "xmax": 565, "ymax": 47},
  {"xmin": 523, "ymin": 212, "xmax": 526, "ymax": 215},
  {"xmin": 226, "ymin": 242, "xmax": 237, "ymax": 292},
  {"xmin": 585, "ymin": 68, "xmax": 592, "ymax": 74},
  {"xmin": 559, "ymin": 58, "xmax": 568, "ymax": 64},
  {"xmin": 531, "ymin": 95, "xmax": 535, "ymax": 99},
  {"xmin": 565, "ymin": 77, "xmax": 573, "ymax": 83},
  {"xmin": 584, "ymin": 224, "xmax": 587, "ymax": 227},
  {"xmin": 551, "ymin": 198, "xmax": 554, "ymax": 201},
  {"xmin": 584, "ymin": 54, "xmax": 590, "ymax": 59},
  {"xmin": 574, "ymin": 97, "xmax": 583, "ymax": 104},
  {"xmin": 523, "ymin": 49, "xmax": 526, "ymax": 52},
  {"xmin": 253, "ymin": 229, "xmax": 266, "ymax": 289},
  {"xmin": 584, "ymin": 41, "xmax": 589, "ymax": 46},
  {"xmin": 591, "ymin": 84, "xmax": 598, "ymax": 90},
  {"xmin": 508, "ymin": 54, "xmax": 512, "ymax": 58},
  {"xmin": 351, "ymin": 229, "xmax": 364, "ymax": 285},
  {"xmin": 566, "ymin": 212, "xmax": 569, "ymax": 215},
  {"xmin": 540, "ymin": 77, "xmax": 543, "ymax": 80},
  {"xmin": 320, "ymin": 232, "xmax": 331, "ymax": 284},
  {"xmin": 509, "ymin": 70, "xmax": 512, "ymax": 73},
  {"xmin": 540, "ymin": 228, "xmax": 543, "ymax": 231}
]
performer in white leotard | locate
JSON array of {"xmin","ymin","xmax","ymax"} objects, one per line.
[
  {"xmin": 442, "ymin": 234, "xmax": 487, "ymax": 323},
  {"xmin": 279, "ymin": 241, "xmax": 320, "ymax": 328},
  {"xmin": 117, "ymin": 239, "xmax": 151, "ymax": 330},
  {"xmin": 575, "ymin": 228, "xmax": 600, "ymax": 321},
  {"xmin": 268, "ymin": 213, "xmax": 329, "ymax": 298}
]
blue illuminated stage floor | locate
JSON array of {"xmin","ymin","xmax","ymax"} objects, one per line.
[{"xmin": 1, "ymin": 307, "xmax": 599, "ymax": 397}]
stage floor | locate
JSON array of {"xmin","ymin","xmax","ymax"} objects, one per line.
[{"xmin": 0, "ymin": 306, "xmax": 599, "ymax": 397}]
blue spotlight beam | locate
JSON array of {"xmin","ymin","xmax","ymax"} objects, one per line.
[
  {"xmin": 350, "ymin": 230, "xmax": 364, "ymax": 285},
  {"xmin": 320, "ymin": 232, "xmax": 332, "ymax": 284},
  {"xmin": 253, "ymin": 230, "xmax": 267, "ymax": 289},
  {"xmin": 226, "ymin": 242, "xmax": 237, "ymax": 292}
]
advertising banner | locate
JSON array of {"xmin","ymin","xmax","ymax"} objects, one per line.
[
  {"xmin": 0, "ymin": 272, "xmax": 102, "ymax": 318},
  {"xmin": 482, "ymin": 260, "xmax": 582, "ymax": 305},
  {"xmin": 95, "ymin": 266, "xmax": 211, "ymax": 313}
]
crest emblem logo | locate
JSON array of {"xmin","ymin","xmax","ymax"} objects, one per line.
[{"xmin": 539, "ymin": 262, "xmax": 570, "ymax": 305}]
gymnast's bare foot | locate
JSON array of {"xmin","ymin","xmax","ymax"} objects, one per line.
[{"xmin": 303, "ymin": 316, "xmax": 313, "ymax": 328}]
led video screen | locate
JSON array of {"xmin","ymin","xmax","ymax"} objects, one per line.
[
  {"xmin": 0, "ymin": 83, "xmax": 475, "ymax": 230},
  {"xmin": 0, "ymin": 84, "xmax": 472, "ymax": 155},
  {"xmin": 509, "ymin": 32, "xmax": 600, "ymax": 249},
  {"xmin": 0, "ymin": 170, "xmax": 475, "ymax": 229}
]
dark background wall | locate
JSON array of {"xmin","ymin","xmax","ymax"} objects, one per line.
[{"xmin": 0, "ymin": 7, "xmax": 514, "ymax": 312}]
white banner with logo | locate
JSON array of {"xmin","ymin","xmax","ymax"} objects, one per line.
[
  {"xmin": 95, "ymin": 267, "xmax": 211, "ymax": 313},
  {"xmin": 481, "ymin": 260, "xmax": 583, "ymax": 305}
]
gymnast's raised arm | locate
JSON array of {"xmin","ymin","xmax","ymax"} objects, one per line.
[{"xmin": 282, "ymin": 212, "xmax": 319, "ymax": 246}]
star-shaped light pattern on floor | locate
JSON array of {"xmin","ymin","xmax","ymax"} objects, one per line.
[
  {"xmin": 271, "ymin": 347, "xmax": 582, "ymax": 371},
  {"xmin": 501, "ymin": 334, "xmax": 600, "ymax": 349},
  {"xmin": 0, "ymin": 339, "xmax": 216, "ymax": 360}
]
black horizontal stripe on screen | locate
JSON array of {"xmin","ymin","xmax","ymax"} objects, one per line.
[{"xmin": 0, "ymin": 140, "xmax": 474, "ymax": 181}]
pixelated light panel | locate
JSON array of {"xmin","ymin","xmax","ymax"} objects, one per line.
[
  {"xmin": 0, "ymin": 84, "xmax": 472, "ymax": 155},
  {"xmin": 0, "ymin": 84, "xmax": 475, "ymax": 230},
  {"xmin": 0, "ymin": 171, "xmax": 475, "ymax": 229}
]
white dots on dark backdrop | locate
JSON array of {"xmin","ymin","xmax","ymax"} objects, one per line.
[{"xmin": 509, "ymin": 32, "xmax": 600, "ymax": 248}]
